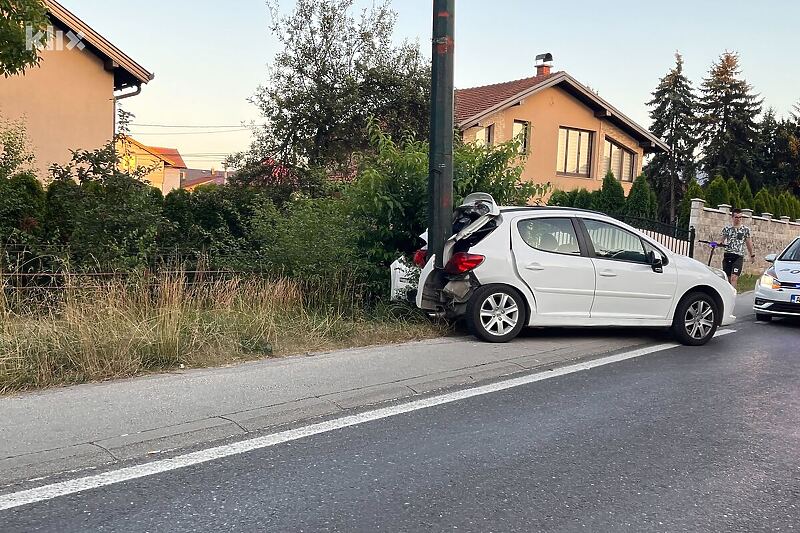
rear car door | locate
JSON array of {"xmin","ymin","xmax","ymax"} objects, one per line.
[
  {"xmin": 579, "ymin": 218, "xmax": 678, "ymax": 320},
  {"xmin": 511, "ymin": 216, "xmax": 595, "ymax": 318}
]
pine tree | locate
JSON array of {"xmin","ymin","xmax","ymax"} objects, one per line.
[
  {"xmin": 574, "ymin": 189, "xmax": 593, "ymax": 210},
  {"xmin": 754, "ymin": 108, "xmax": 780, "ymax": 189},
  {"xmin": 704, "ymin": 175, "xmax": 730, "ymax": 209},
  {"xmin": 645, "ymin": 52, "xmax": 699, "ymax": 223},
  {"xmin": 698, "ymin": 52, "xmax": 762, "ymax": 180}
]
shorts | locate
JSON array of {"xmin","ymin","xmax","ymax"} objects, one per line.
[{"xmin": 722, "ymin": 253, "xmax": 744, "ymax": 277}]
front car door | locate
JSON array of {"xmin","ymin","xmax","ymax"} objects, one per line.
[
  {"xmin": 512, "ymin": 216, "xmax": 595, "ymax": 319},
  {"xmin": 579, "ymin": 218, "xmax": 678, "ymax": 320}
]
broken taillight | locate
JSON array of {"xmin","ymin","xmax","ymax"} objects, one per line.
[{"xmin": 444, "ymin": 252, "xmax": 485, "ymax": 275}]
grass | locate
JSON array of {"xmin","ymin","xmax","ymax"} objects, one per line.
[
  {"xmin": 737, "ymin": 273, "xmax": 759, "ymax": 293},
  {"xmin": 0, "ymin": 273, "xmax": 447, "ymax": 394}
]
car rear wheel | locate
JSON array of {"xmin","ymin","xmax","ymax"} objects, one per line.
[
  {"xmin": 755, "ymin": 313, "xmax": 773, "ymax": 322},
  {"xmin": 466, "ymin": 285, "xmax": 526, "ymax": 343},
  {"xmin": 672, "ymin": 292, "xmax": 719, "ymax": 346}
]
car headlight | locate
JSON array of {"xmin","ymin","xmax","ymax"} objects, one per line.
[
  {"xmin": 706, "ymin": 266, "xmax": 727, "ymax": 281},
  {"xmin": 760, "ymin": 274, "xmax": 780, "ymax": 290}
]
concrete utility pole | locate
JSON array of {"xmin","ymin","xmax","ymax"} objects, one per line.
[{"xmin": 428, "ymin": 0, "xmax": 455, "ymax": 269}]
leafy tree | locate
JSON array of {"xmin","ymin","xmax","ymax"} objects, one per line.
[
  {"xmin": 245, "ymin": 0, "xmax": 429, "ymax": 172},
  {"xmin": 738, "ymin": 178, "xmax": 754, "ymax": 210},
  {"xmin": 592, "ymin": 172, "xmax": 626, "ymax": 218},
  {"xmin": 698, "ymin": 52, "xmax": 762, "ymax": 180},
  {"xmin": 753, "ymin": 189, "xmax": 770, "ymax": 216},
  {"xmin": 645, "ymin": 52, "xmax": 699, "ymax": 222},
  {"xmin": 0, "ymin": 0, "xmax": 49, "ymax": 77},
  {"xmin": 625, "ymin": 175, "xmax": 658, "ymax": 219},
  {"xmin": 704, "ymin": 175, "xmax": 730, "ymax": 209}
]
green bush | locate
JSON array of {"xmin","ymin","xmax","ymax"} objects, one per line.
[
  {"xmin": 726, "ymin": 177, "xmax": 741, "ymax": 209},
  {"xmin": 678, "ymin": 178, "xmax": 703, "ymax": 229},
  {"xmin": 574, "ymin": 188, "xmax": 594, "ymax": 210},
  {"xmin": 593, "ymin": 172, "xmax": 626, "ymax": 218},
  {"xmin": 753, "ymin": 189, "xmax": 770, "ymax": 216}
]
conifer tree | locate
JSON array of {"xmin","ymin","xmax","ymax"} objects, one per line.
[
  {"xmin": 645, "ymin": 53, "xmax": 699, "ymax": 223},
  {"xmin": 593, "ymin": 173, "xmax": 626, "ymax": 218},
  {"xmin": 726, "ymin": 177, "xmax": 741, "ymax": 208},
  {"xmin": 738, "ymin": 178, "xmax": 754, "ymax": 209},
  {"xmin": 753, "ymin": 189, "xmax": 770, "ymax": 216},
  {"xmin": 625, "ymin": 175, "xmax": 657, "ymax": 219},
  {"xmin": 678, "ymin": 179, "xmax": 704, "ymax": 229},
  {"xmin": 698, "ymin": 52, "xmax": 762, "ymax": 180},
  {"xmin": 704, "ymin": 176, "xmax": 730, "ymax": 209}
]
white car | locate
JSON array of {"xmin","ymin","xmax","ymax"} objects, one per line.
[
  {"xmin": 754, "ymin": 237, "xmax": 800, "ymax": 321},
  {"xmin": 409, "ymin": 193, "xmax": 736, "ymax": 346}
]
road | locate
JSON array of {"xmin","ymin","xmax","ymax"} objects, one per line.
[{"xmin": 2, "ymin": 315, "xmax": 798, "ymax": 532}]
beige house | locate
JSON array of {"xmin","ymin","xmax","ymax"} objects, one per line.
[
  {"xmin": 456, "ymin": 57, "xmax": 667, "ymax": 196},
  {"xmin": 117, "ymin": 136, "xmax": 186, "ymax": 194},
  {"xmin": 0, "ymin": 0, "xmax": 154, "ymax": 179}
]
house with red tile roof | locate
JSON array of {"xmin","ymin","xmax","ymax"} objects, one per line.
[
  {"xmin": 116, "ymin": 136, "xmax": 186, "ymax": 193},
  {"xmin": 456, "ymin": 55, "xmax": 667, "ymax": 196}
]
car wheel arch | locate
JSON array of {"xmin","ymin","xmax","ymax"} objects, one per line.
[{"xmin": 674, "ymin": 285, "xmax": 724, "ymax": 326}]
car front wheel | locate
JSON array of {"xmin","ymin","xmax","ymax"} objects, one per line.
[
  {"xmin": 672, "ymin": 292, "xmax": 719, "ymax": 346},
  {"xmin": 466, "ymin": 285, "xmax": 526, "ymax": 343}
]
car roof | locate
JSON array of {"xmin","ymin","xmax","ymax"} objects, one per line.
[{"xmin": 499, "ymin": 206, "xmax": 606, "ymax": 216}]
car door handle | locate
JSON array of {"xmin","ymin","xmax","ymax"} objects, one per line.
[
  {"xmin": 599, "ymin": 269, "xmax": 618, "ymax": 278},
  {"xmin": 525, "ymin": 262, "xmax": 545, "ymax": 271}
]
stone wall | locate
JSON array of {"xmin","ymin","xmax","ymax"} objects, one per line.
[{"xmin": 689, "ymin": 199, "xmax": 800, "ymax": 275}]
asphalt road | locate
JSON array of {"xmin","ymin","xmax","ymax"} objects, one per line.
[{"xmin": 3, "ymin": 316, "xmax": 799, "ymax": 532}]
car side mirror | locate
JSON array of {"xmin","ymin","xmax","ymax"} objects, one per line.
[
  {"xmin": 764, "ymin": 254, "xmax": 777, "ymax": 263},
  {"xmin": 646, "ymin": 250, "xmax": 663, "ymax": 273}
]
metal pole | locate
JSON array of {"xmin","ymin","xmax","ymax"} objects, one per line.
[{"xmin": 428, "ymin": 0, "xmax": 455, "ymax": 270}]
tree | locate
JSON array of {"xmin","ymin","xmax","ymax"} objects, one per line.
[
  {"xmin": 738, "ymin": 178, "xmax": 754, "ymax": 210},
  {"xmin": 704, "ymin": 175, "xmax": 730, "ymax": 209},
  {"xmin": 625, "ymin": 175, "xmax": 658, "ymax": 219},
  {"xmin": 645, "ymin": 52, "xmax": 699, "ymax": 222},
  {"xmin": 0, "ymin": 0, "xmax": 49, "ymax": 77},
  {"xmin": 726, "ymin": 177, "xmax": 741, "ymax": 208},
  {"xmin": 678, "ymin": 178, "xmax": 704, "ymax": 228},
  {"xmin": 574, "ymin": 188, "xmax": 593, "ymax": 210},
  {"xmin": 753, "ymin": 189, "xmax": 770, "ymax": 216},
  {"xmin": 698, "ymin": 52, "xmax": 762, "ymax": 180},
  {"xmin": 244, "ymin": 0, "xmax": 429, "ymax": 173},
  {"xmin": 592, "ymin": 173, "xmax": 626, "ymax": 218}
]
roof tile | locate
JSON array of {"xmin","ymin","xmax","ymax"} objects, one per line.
[{"xmin": 455, "ymin": 72, "xmax": 556, "ymax": 125}]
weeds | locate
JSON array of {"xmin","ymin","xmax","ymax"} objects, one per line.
[{"xmin": 0, "ymin": 271, "xmax": 445, "ymax": 393}]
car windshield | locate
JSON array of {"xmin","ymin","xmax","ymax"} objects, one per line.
[{"xmin": 779, "ymin": 239, "xmax": 800, "ymax": 261}]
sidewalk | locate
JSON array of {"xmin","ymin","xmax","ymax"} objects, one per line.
[{"xmin": 2, "ymin": 327, "xmax": 666, "ymax": 487}]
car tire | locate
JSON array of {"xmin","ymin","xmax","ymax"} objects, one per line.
[
  {"xmin": 466, "ymin": 285, "xmax": 526, "ymax": 343},
  {"xmin": 755, "ymin": 313, "xmax": 773, "ymax": 322},
  {"xmin": 671, "ymin": 292, "xmax": 719, "ymax": 346}
]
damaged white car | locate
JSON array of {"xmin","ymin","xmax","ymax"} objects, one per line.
[{"xmin": 396, "ymin": 193, "xmax": 736, "ymax": 346}]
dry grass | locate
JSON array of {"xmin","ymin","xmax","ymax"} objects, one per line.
[{"xmin": 0, "ymin": 273, "xmax": 446, "ymax": 393}]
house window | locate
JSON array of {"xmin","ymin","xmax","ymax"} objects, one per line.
[
  {"xmin": 556, "ymin": 127, "xmax": 592, "ymax": 177},
  {"xmin": 474, "ymin": 125, "xmax": 494, "ymax": 148},
  {"xmin": 603, "ymin": 138, "xmax": 636, "ymax": 182},
  {"xmin": 513, "ymin": 120, "xmax": 530, "ymax": 154}
]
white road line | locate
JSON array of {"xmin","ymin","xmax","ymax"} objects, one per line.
[{"xmin": 0, "ymin": 330, "xmax": 736, "ymax": 511}]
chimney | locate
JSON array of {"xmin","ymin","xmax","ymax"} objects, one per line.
[{"xmin": 535, "ymin": 52, "xmax": 553, "ymax": 77}]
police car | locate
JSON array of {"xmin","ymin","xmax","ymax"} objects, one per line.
[{"xmin": 754, "ymin": 237, "xmax": 800, "ymax": 321}]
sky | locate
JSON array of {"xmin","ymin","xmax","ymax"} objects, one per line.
[{"xmin": 65, "ymin": 0, "xmax": 800, "ymax": 170}]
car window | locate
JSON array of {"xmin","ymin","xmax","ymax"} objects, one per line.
[
  {"xmin": 779, "ymin": 239, "xmax": 800, "ymax": 261},
  {"xmin": 518, "ymin": 218, "xmax": 581, "ymax": 256},
  {"xmin": 583, "ymin": 219, "xmax": 647, "ymax": 263}
]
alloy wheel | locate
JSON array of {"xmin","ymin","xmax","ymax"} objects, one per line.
[
  {"xmin": 479, "ymin": 292, "xmax": 520, "ymax": 337},
  {"xmin": 684, "ymin": 300, "xmax": 715, "ymax": 341}
]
